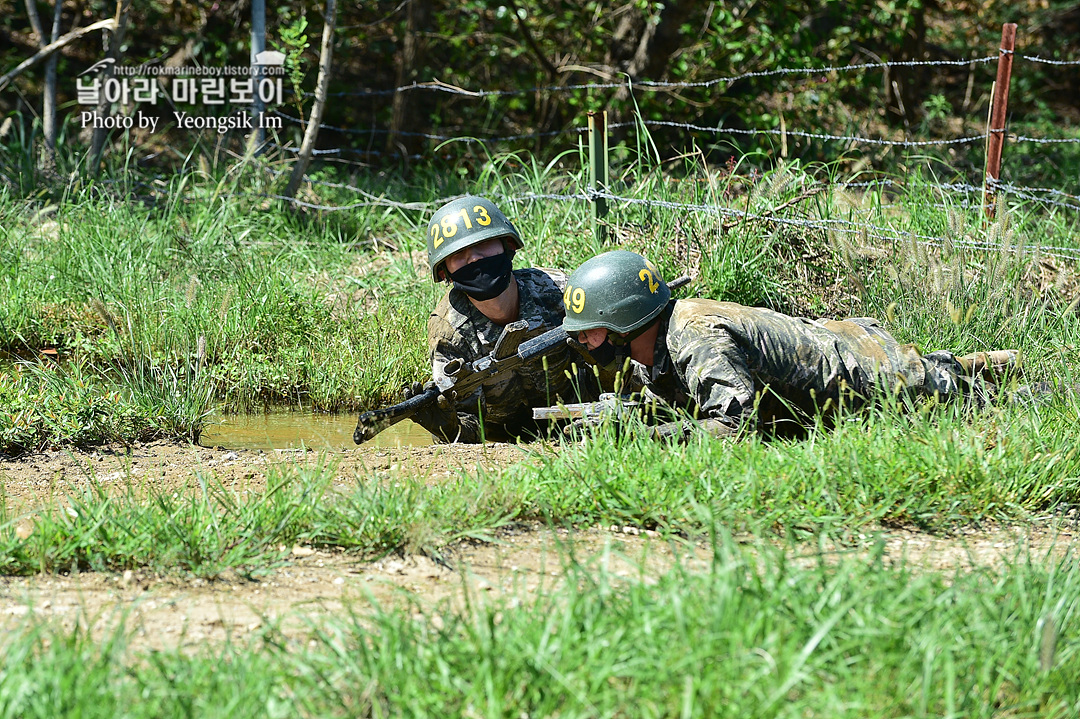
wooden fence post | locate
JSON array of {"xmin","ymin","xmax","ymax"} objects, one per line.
[{"xmin": 983, "ymin": 23, "xmax": 1017, "ymax": 219}]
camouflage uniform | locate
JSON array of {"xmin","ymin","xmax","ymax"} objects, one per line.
[
  {"xmin": 429, "ymin": 267, "xmax": 593, "ymax": 442},
  {"xmin": 635, "ymin": 298, "xmax": 974, "ymax": 436}
]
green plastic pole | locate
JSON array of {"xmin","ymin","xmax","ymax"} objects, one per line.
[{"xmin": 588, "ymin": 110, "xmax": 609, "ymax": 244}]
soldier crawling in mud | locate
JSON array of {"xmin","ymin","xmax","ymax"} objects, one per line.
[
  {"xmin": 560, "ymin": 250, "xmax": 1022, "ymax": 440},
  {"xmin": 403, "ymin": 196, "xmax": 596, "ymax": 443}
]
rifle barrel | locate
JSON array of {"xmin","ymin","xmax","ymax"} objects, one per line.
[
  {"xmin": 516, "ymin": 326, "xmax": 569, "ymax": 363},
  {"xmin": 668, "ymin": 275, "xmax": 691, "ymax": 291},
  {"xmin": 354, "ymin": 385, "xmax": 439, "ymax": 444}
]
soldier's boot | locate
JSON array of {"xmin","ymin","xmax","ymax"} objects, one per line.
[{"xmin": 956, "ymin": 350, "xmax": 1022, "ymax": 384}]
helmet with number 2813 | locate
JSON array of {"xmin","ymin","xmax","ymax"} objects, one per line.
[{"xmin": 426, "ymin": 196, "xmax": 522, "ymax": 281}]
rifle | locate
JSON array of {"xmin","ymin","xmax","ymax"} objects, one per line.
[
  {"xmin": 354, "ymin": 319, "xmax": 570, "ymax": 443},
  {"xmin": 532, "ymin": 392, "xmax": 646, "ymax": 423},
  {"xmin": 354, "ymin": 274, "xmax": 693, "ymax": 444}
]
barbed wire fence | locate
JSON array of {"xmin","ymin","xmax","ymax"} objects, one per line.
[{"xmin": 104, "ymin": 38, "xmax": 1080, "ymax": 264}]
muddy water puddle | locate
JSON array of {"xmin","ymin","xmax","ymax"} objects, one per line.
[{"xmin": 200, "ymin": 413, "xmax": 433, "ymax": 451}]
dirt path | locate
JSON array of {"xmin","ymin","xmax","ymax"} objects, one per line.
[
  {"xmin": 1, "ymin": 523, "xmax": 1074, "ymax": 653},
  {"xmin": 0, "ymin": 439, "xmax": 539, "ymax": 512},
  {"xmin": 2, "ymin": 441, "xmax": 1077, "ymax": 654}
]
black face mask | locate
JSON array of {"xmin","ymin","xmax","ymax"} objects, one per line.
[
  {"xmin": 448, "ymin": 253, "xmax": 513, "ymax": 301},
  {"xmin": 589, "ymin": 339, "xmax": 619, "ymax": 368},
  {"xmin": 589, "ymin": 340, "xmax": 632, "ymax": 376}
]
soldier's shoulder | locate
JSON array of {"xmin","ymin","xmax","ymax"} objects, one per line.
[
  {"xmin": 672, "ymin": 298, "xmax": 769, "ymax": 326},
  {"xmin": 429, "ymin": 288, "xmax": 474, "ymax": 334},
  {"xmin": 517, "ymin": 266, "xmax": 569, "ymax": 293},
  {"xmin": 671, "ymin": 298, "xmax": 725, "ymax": 325}
]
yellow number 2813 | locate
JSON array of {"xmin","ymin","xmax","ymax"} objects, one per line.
[{"xmin": 429, "ymin": 204, "xmax": 494, "ymax": 250}]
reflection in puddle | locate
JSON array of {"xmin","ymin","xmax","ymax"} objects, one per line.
[{"xmin": 199, "ymin": 413, "xmax": 433, "ymax": 450}]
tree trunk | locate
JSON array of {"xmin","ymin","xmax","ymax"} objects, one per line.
[
  {"xmin": 624, "ymin": 1, "xmax": 695, "ymax": 82},
  {"xmin": 41, "ymin": 0, "xmax": 62, "ymax": 167},
  {"xmin": 284, "ymin": 0, "xmax": 338, "ymax": 200},
  {"xmin": 89, "ymin": 0, "xmax": 131, "ymax": 176},
  {"xmin": 607, "ymin": 1, "xmax": 695, "ymax": 140},
  {"xmin": 250, "ymin": 0, "xmax": 266, "ymax": 149},
  {"xmin": 386, "ymin": 0, "xmax": 432, "ymax": 159}
]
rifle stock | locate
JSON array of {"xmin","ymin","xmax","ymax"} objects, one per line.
[{"xmin": 532, "ymin": 393, "xmax": 643, "ymax": 422}]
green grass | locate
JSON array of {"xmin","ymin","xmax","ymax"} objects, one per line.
[
  {"xmin": 0, "ymin": 358, "xmax": 210, "ymax": 455},
  {"xmin": 4, "ymin": 391, "xmax": 1080, "ymax": 577},
  {"xmin": 1, "ymin": 150, "xmax": 1078, "ymax": 712},
  {"xmin": 1, "ymin": 534, "xmax": 1078, "ymax": 718},
  {"xmin": 2, "ymin": 83, "xmax": 1079, "ymax": 719},
  {"xmin": 1, "ymin": 145, "xmax": 1079, "ymax": 453}
]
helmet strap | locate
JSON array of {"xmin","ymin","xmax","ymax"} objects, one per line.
[{"xmin": 608, "ymin": 317, "xmax": 658, "ymax": 346}]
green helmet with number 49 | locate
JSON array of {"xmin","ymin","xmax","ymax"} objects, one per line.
[
  {"xmin": 426, "ymin": 196, "xmax": 522, "ymax": 281},
  {"xmin": 562, "ymin": 250, "xmax": 671, "ymax": 334}
]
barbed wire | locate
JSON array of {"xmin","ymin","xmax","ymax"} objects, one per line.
[
  {"xmin": 316, "ymin": 55, "xmax": 999, "ymax": 99},
  {"xmin": 1020, "ymin": 55, "xmax": 1080, "ymax": 66},
  {"xmin": 264, "ymin": 194, "xmax": 433, "ymax": 211},
  {"xmin": 269, "ymin": 110, "xmax": 1079, "ymax": 153},
  {"xmin": 269, "ymin": 142, "xmax": 424, "ymax": 162},
  {"xmin": 270, "ymin": 109, "xmax": 584, "ymax": 144},
  {"xmin": 187, "ymin": 167, "xmax": 1080, "ymax": 261},
  {"xmin": 990, "ymin": 183, "xmax": 1080, "ymax": 212},
  {"xmin": 100, "ymin": 179, "xmax": 1080, "ymax": 261},
  {"xmin": 304, "ymin": 51, "xmax": 1078, "ymax": 100},
  {"xmin": 1011, "ymin": 134, "xmax": 1080, "ymax": 145},
  {"xmin": 584, "ymin": 188, "xmax": 1080, "ymax": 260},
  {"xmin": 991, "ymin": 181, "xmax": 1080, "ymax": 202},
  {"xmin": 632, "ymin": 120, "xmax": 989, "ymax": 147},
  {"xmin": 498, "ymin": 186, "xmax": 1080, "ymax": 260},
  {"xmin": 251, "ymin": 158, "xmax": 1078, "ymax": 217},
  {"xmin": 103, "ymin": 184, "xmax": 1080, "ymax": 264}
]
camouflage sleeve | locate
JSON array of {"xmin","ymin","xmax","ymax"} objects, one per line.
[
  {"xmin": 535, "ymin": 267, "xmax": 569, "ymax": 292},
  {"xmin": 427, "ymin": 313, "xmax": 485, "ymax": 444},
  {"xmin": 668, "ymin": 319, "xmax": 756, "ymax": 423}
]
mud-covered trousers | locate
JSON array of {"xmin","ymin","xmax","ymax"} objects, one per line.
[{"xmin": 636, "ymin": 298, "xmax": 978, "ymax": 435}]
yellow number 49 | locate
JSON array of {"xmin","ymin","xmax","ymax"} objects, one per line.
[{"xmin": 563, "ymin": 284, "xmax": 586, "ymax": 314}]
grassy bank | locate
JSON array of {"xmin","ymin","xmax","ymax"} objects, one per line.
[
  {"xmin": 4, "ymin": 392, "xmax": 1080, "ymax": 577},
  {"xmin": 1, "ymin": 149, "xmax": 1079, "ymax": 453},
  {"xmin": 2, "ymin": 534, "xmax": 1077, "ymax": 718}
]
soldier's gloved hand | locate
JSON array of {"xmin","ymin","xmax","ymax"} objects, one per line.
[
  {"xmin": 402, "ymin": 381, "xmax": 460, "ymax": 442},
  {"xmin": 561, "ymin": 414, "xmax": 605, "ymax": 437},
  {"xmin": 699, "ymin": 418, "xmax": 739, "ymax": 438}
]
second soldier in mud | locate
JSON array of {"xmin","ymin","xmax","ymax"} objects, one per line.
[
  {"xmin": 561, "ymin": 250, "xmax": 1021, "ymax": 439},
  {"xmin": 405, "ymin": 196, "xmax": 592, "ymax": 442}
]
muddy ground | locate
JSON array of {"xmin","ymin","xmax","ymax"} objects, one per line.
[
  {"xmin": 2, "ymin": 441, "xmax": 1078, "ymax": 653},
  {"xmin": 0, "ymin": 438, "xmax": 538, "ymax": 511}
]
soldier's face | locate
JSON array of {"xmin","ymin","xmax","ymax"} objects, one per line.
[
  {"xmin": 444, "ymin": 238, "xmax": 506, "ymax": 275},
  {"xmin": 578, "ymin": 327, "xmax": 612, "ymax": 350}
]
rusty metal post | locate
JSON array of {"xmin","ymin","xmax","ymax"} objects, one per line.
[
  {"xmin": 983, "ymin": 23, "xmax": 1017, "ymax": 219},
  {"xmin": 588, "ymin": 110, "xmax": 609, "ymax": 244}
]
